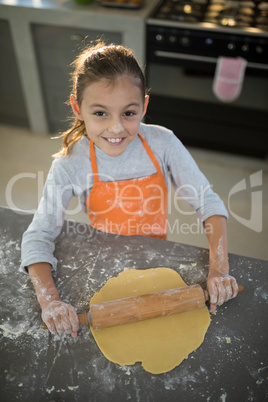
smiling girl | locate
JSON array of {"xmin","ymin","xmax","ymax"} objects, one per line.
[
  {"xmin": 21, "ymin": 43, "xmax": 238, "ymax": 337},
  {"xmin": 71, "ymin": 74, "xmax": 148, "ymax": 157}
]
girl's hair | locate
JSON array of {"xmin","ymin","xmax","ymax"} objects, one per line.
[{"xmin": 54, "ymin": 42, "xmax": 147, "ymax": 157}]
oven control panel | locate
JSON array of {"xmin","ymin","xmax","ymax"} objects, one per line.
[{"xmin": 147, "ymin": 25, "xmax": 268, "ymax": 69}]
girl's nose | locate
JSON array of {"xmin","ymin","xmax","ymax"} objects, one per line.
[{"xmin": 108, "ymin": 122, "xmax": 124, "ymax": 135}]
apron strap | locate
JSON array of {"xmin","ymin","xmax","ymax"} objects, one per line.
[
  {"xmin": 90, "ymin": 134, "xmax": 162, "ymax": 183},
  {"xmin": 138, "ymin": 134, "xmax": 162, "ymax": 174},
  {"xmin": 90, "ymin": 139, "xmax": 99, "ymax": 183}
]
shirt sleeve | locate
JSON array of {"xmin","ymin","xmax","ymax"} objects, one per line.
[
  {"xmin": 166, "ymin": 133, "xmax": 228, "ymax": 222},
  {"xmin": 20, "ymin": 159, "xmax": 74, "ymax": 273}
]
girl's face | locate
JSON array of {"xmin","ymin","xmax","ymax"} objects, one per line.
[{"xmin": 71, "ymin": 76, "xmax": 149, "ymax": 157}]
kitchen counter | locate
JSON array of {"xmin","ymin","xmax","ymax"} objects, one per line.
[
  {"xmin": 0, "ymin": 0, "xmax": 159, "ymax": 134},
  {"xmin": 0, "ymin": 206, "xmax": 267, "ymax": 401}
]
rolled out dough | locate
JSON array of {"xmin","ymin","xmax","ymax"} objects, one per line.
[{"xmin": 90, "ymin": 268, "xmax": 210, "ymax": 374}]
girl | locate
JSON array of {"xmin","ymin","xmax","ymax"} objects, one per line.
[{"xmin": 21, "ymin": 43, "xmax": 238, "ymax": 338}]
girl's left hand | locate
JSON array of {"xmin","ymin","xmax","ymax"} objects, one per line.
[{"xmin": 207, "ymin": 272, "xmax": 239, "ymax": 312}]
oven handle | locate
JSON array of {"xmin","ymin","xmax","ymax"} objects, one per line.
[{"xmin": 154, "ymin": 50, "xmax": 268, "ymax": 70}]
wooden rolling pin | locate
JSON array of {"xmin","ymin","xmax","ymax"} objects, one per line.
[{"xmin": 43, "ymin": 284, "xmax": 243, "ymax": 331}]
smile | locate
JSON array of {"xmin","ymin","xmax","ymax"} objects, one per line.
[{"xmin": 104, "ymin": 137, "xmax": 125, "ymax": 144}]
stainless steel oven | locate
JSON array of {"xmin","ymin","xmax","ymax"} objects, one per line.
[{"xmin": 146, "ymin": 0, "xmax": 268, "ymax": 158}]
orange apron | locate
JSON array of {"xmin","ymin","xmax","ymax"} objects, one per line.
[{"xmin": 86, "ymin": 134, "xmax": 168, "ymax": 239}]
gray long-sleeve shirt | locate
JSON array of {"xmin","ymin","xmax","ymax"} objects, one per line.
[{"xmin": 20, "ymin": 123, "xmax": 228, "ymax": 272}]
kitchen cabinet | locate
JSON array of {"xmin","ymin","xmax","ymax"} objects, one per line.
[
  {"xmin": 32, "ymin": 24, "xmax": 121, "ymax": 133},
  {"xmin": 0, "ymin": 20, "xmax": 29, "ymax": 127},
  {"xmin": 0, "ymin": 0, "xmax": 159, "ymax": 135}
]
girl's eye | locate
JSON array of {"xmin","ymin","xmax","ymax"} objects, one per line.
[
  {"xmin": 124, "ymin": 111, "xmax": 136, "ymax": 117},
  {"xmin": 94, "ymin": 111, "xmax": 106, "ymax": 117}
]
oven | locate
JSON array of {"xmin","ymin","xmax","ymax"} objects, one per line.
[{"xmin": 146, "ymin": 0, "xmax": 268, "ymax": 158}]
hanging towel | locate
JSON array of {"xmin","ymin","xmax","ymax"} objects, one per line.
[{"xmin": 213, "ymin": 57, "xmax": 247, "ymax": 102}]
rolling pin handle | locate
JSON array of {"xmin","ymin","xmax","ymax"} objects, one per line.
[
  {"xmin": 78, "ymin": 311, "xmax": 88, "ymax": 325},
  {"xmin": 204, "ymin": 283, "xmax": 244, "ymax": 303},
  {"xmin": 42, "ymin": 312, "xmax": 91, "ymax": 331},
  {"xmin": 203, "ymin": 289, "xmax": 209, "ymax": 302},
  {"xmin": 238, "ymin": 284, "xmax": 244, "ymax": 293}
]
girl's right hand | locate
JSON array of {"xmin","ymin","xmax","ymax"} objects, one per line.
[{"xmin": 42, "ymin": 300, "xmax": 79, "ymax": 338}]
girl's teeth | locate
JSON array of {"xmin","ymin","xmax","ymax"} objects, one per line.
[{"xmin": 107, "ymin": 138, "xmax": 122, "ymax": 143}]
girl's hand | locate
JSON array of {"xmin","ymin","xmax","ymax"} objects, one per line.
[
  {"xmin": 42, "ymin": 300, "xmax": 79, "ymax": 338},
  {"xmin": 207, "ymin": 272, "xmax": 239, "ymax": 312},
  {"xmin": 204, "ymin": 216, "xmax": 238, "ymax": 312}
]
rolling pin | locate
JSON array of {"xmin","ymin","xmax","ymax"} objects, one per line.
[{"xmin": 43, "ymin": 284, "xmax": 243, "ymax": 331}]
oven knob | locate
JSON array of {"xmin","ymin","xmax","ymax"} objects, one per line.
[
  {"xmin": 241, "ymin": 44, "xmax": 249, "ymax": 52},
  {"xmin": 205, "ymin": 38, "xmax": 214, "ymax": 46},
  {"xmin": 180, "ymin": 36, "xmax": 191, "ymax": 47},
  {"xmin": 155, "ymin": 34, "xmax": 164, "ymax": 42},
  {"xmin": 169, "ymin": 35, "xmax": 177, "ymax": 44},
  {"xmin": 256, "ymin": 45, "xmax": 263, "ymax": 54},
  {"xmin": 227, "ymin": 42, "xmax": 236, "ymax": 51}
]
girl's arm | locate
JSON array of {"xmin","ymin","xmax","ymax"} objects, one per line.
[
  {"xmin": 28, "ymin": 263, "xmax": 79, "ymax": 337},
  {"xmin": 204, "ymin": 215, "xmax": 239, "ymax": 311}
]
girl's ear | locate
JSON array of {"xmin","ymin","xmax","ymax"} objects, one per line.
[
  {"xmin": 142, "ymin": 95, "xmax": 149, "ymax": 118},
  {"xmin": 70, "ymin": 95, "xmax": 83, "ymax": 121}
]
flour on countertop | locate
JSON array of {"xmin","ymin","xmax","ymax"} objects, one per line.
[
  {"xmin": 154, "ymin": 364, "xmax": 208, "ymax": 393},
  {"xmin": 1, "ymin": 218, "xmax": 267, "ymax": 401},
  {"xmin": 0, "ymin": 322, "xmax": 48, "ymax": 341},
  {"xmin": 220, "ymin": 392, "xmax": 227, "ymax": 402},
  {"xmin": 254, "ymin": 287, "xmax": 268, "ymax": 301}
]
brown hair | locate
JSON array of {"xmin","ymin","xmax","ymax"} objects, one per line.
[{"xmin": 54, "ymin": 42, "xmax": 147, "ymax": 157}]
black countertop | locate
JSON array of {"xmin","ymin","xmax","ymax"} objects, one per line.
[{"xmin": 0, "ymin": 206, "xmax": 267, "ymax": 402}]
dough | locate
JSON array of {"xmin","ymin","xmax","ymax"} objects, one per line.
[{"xmin": 90, "ymin": 268, "xmax": 210, "ymax": 374}]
